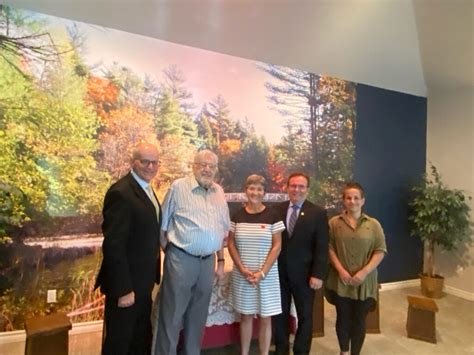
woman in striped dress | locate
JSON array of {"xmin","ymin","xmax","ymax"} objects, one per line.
[{"xmin": 228, "ymin": 174, "xmax": 285, "ymax": 355}]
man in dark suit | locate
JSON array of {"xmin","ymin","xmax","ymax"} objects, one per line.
[
  {"xmin": 274, "ymin": 172, "xmax": 329, "ymax": 355},
  {"xmin": 95, "ymin": 142, "xmax": 162, "ymax": 355}
]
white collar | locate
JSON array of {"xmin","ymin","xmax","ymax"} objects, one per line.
[{"xmin": 131, "ymin": 170, "xmax": 151, "ymax": 190}]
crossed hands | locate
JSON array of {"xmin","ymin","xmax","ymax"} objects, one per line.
[
  {"xmin": 339, "ymin": 268, "xmax": 368, "ymax": 287},
  {"xmin": 240, "ymin": 267, "xmax": 263, "ymax": 288}
]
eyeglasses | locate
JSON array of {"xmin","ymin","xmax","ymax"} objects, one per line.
[
  {"xmin": 193, "ymin": 162, "xmax": 218, "ymax": 170},
  {"xmin": 139, "ymin": 159, "xmax": 160, "ymax": 167},
  {"xmin": 288, "ymin": 184, "xmax": 307, "ymax": 190}
]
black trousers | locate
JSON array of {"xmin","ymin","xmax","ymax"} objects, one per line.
[
  {"xmin": 274, "ymin": 271, "xmax": 314, "ymax": 355},
  {"xmin": 102, "ymin": 294, "xmax": 152, "ymax": 355},
  {"xmin": 333, "ymin": 293, "xmax": 374, "ymax": 355}
]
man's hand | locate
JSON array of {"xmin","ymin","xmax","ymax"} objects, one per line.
[
  {"xmin": 118, "ymin": 291, "xmax": 135, "ymax": 308},
  {"xmin": 160, "ymin": 230, "xmax": 168, "ymax": 251},
  {"xmin": 309, "ymin": 277, "xmax": 323, "ymax": 290},
  {"xmin": 216, "ymin": 260, "xmax": 225, "ymax": 282}
]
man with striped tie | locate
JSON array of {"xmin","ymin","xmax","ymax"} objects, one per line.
[
  {"xmin": 274, "ymin": 172, "xmax": 329, "ymax": 355},
  {"xmin": 154, "ymin": 150, "xmax": 230, "ymax": 355}
]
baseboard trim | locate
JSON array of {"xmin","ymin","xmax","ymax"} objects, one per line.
[
  {"xmin": 70, "ymin": 319, "xmax": 103, "ymax": 335},
  {"xmin": 2, "ymin": 280, "xmax": 472, "ymax": 344},
  {"xmin": 380, "ymin": 279, "xmax": 419, "ymax": 291},
  {"xmin": 378, "ymin": 278, "xmax": 474, "ymax": 301},
  {"xmin": 444, "ymin": 285, "xmax": 474, "ymax": 301},
  {"xmin": 0, "ymin": 330, "xmax": 25, "ymax": 344},
  {"xmin": 0, "ymin": 282, "xmax": 422, "ymax": 344},
  {"xmin": 0, "ymin": 320, "xmax": 103, "ymax": 344}
]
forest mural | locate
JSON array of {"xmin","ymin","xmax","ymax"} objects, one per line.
[{"xmin": 0, "ymin": 5, "xmax": 356, "ymax": 331}]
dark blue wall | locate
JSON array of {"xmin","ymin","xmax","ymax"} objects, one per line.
[{"xmin": 355, "ymin": 84, "xmax": 426, "ymax": 282}]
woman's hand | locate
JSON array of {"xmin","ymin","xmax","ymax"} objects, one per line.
[
  {"xmin": 351, "ymin": 269, "xmax": 368, "ymax": 286},
  {"xmin": 240, "ymin": 266, "xmax": 254, "ymax": 280},
  {"xmin": 350, "ymin": 251, "xmax": 385, "ymax": 286},
  {"xmin": 338, "ymin": 268, "xmax": 353, "ymax": 285},
  {"xmin": 247, "ymin": 270, "xmax": 264, "ymax": 287}
]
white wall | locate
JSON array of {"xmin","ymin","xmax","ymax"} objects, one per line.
[
  {"xmin": 427, "ymin": 87, "xmax": 474, "ymax": 297},
  {"xmin": 3, "ymin": 0, "xmax": 426, "ymax": 96}
]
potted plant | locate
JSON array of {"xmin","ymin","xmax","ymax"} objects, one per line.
[{"xmin": 409, "ymin": 164, "xmax": 473, "ymax": 298}]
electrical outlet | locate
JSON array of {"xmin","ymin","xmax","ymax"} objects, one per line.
[{"xmin": 47, "ymin": 289, "xmax": 57, "ymax": 303}]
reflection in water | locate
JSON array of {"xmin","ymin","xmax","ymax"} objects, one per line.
[{"xmin": 0, "ymin": 234, "xmax": 104, "ymax": 331}]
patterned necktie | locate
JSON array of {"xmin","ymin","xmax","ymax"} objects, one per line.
[{"xmin": 288, "ymin": 204, "xmax": 299, "ymax": 237}]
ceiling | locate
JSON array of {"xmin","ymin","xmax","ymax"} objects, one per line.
[{"xmin": 2, "ymin": 0, "xmax": 473, "ymax": 97}]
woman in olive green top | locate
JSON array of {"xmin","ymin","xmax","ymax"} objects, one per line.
[{"xmin": 326, "ymin": 182, "xmax": 387, "ymax": 355}]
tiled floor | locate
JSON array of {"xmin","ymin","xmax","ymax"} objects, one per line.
[{"xmin": 1, "ymin": 286, "xmax": 473, "ymax": 354}]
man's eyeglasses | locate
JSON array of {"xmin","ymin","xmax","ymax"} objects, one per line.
[
  {"xmin": 288, "ymin": 184, "xmax": 307, "ymax": 190},
  {"xmin": 194, "ymin": 162, "xmax": 218, "ymax": 170},
  {"xmin": 139, "ymin": 159, "xmax": 160, "ymax": 167}
]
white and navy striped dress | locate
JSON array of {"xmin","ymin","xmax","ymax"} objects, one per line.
[{"xmin": 229, "ymin": 207, "xmax": 285, "ymax": 317}]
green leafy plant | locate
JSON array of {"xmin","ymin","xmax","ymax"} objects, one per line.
[
  {"xmin": 409, "ymin": 164, "xmax": 473, "ymax": 278},
  {"xmin": 0, "ymin": 183, "xmax": 26, "ymax": 245}
]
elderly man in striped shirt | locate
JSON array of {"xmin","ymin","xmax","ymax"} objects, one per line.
[{"xmin": 154, "ymin": 150, "xmax": 230, "ymax": 355}]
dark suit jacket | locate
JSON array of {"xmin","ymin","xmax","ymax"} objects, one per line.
[
  {"xmin": 95, "ymin": 173, "xmax": 162, "ymax": 299},
  {"xmin": 276, "ymin": 200, "xmax": 329, "ymax": 281}
]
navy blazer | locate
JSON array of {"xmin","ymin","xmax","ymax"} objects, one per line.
[
  {"xmin": 275, "ymin": 200, "xmax": 329, "ymax": 280},
  {"xmin": 95, "ymin": 173, "xmax": 162, "ymax": 299}
]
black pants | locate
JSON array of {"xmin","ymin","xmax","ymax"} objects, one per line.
[
  {"xmin": 102, "ymin": 294, "xmax": 152, "ymax": 355},
  {"xmin": 274, "ymin": 271, "xmax": 314, "ymax": 355},
  {"xmin": 333, "ymin": 294, "xmax": 374, "ymax": 355}
]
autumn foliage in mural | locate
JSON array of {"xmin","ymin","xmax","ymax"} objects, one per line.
[{"xmin": 0, "ymin": 5, "xmax": 355, "ymax": 330}]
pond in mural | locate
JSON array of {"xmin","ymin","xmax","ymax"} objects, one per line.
[{"xmin": 0, "ymin": 4, "xmax": 356, "ymax": 331}]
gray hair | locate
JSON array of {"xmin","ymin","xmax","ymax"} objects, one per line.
[{"xmin": 194, "ymin": 149, "xmax": 218, "ymax": 163}]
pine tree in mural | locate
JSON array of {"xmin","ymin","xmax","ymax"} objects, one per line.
[
  {"xmin": 196, "ymin": 104, "xmax": 218, "ymax": 150},
  {"xmin": 154, "ymin": 90, "xmax": 196, "ymax": 141},
  {"xmin": 260, "ymin": 63, "xmax": 356, "ymax": 208},
  {"xmin": 153, "ymin": 90, "xmax": 196, "ymax": 185},
  {"xmin": 161, "ymin": 64, "xmax": 196, "ymax": 114}
]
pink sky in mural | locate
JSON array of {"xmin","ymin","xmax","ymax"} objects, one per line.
[{"xmin": 46, "ymin": 16, "xmax": 287, "ymax": 143}]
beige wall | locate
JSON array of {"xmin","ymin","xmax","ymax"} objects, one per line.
[{"xmin": 427, "ymin": 87, "xmax": 474, "ymax": 296}]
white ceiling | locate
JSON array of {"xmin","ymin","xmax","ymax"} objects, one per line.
[{"xmin": 2, "ymin": 0, "xmax": 473, "ymax": 97}]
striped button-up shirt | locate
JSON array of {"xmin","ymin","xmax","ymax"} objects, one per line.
[{"xmin": 161, "ymin": 176, "xmax": 230, "ymax": 256}]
